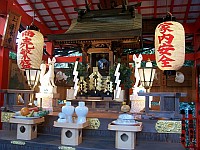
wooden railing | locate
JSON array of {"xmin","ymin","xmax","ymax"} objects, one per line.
[{"xmin": 0, "ymin": 89, "xmax": 34, "ymax": 112}]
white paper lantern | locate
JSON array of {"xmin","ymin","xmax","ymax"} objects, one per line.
[
  {"xmin": 155, "ymin": 21, "xmax": 185, "ymax": 71},
  {"xmin": 17, "ymin": 30, "xmax": 44, "ymax": 70}
]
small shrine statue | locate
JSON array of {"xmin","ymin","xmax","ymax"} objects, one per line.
[
  {"xmin": 132, "ymin": 54, "xmax": 142, "ymax": 88},
  {"xmin": 39, "ymin": 57, "xmax": 57, "ymax": 93},
  {"xmin": 40, "ymin": 57, "xmax": 56, "ymax": 87},
  {"xmin": 130, "ymin": 54, "xmax": 145, "ymax": 113}
]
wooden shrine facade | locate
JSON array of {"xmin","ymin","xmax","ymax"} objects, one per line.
[{"xmin": 47, "ymin": 8, "xmax": 142, "ymax": 67}]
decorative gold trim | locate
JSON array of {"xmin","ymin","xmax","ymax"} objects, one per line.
[
  {"xmin": 155, "ymin": 120, "xmax": 181, "ymax": 133},
  {"xmin": 87, "ymin": 118, "xmax": 100, "ymax": 129},
  {"xmin": 58, "ymin": 146, "xmax": 75, "ymax": 150},
  {"xmin": 1, "ymin": 112, "xmax": 15, "ymax": 122},
  {"xmin": 11, "ymin": 140, "xmax": 25, "ymax": 145}
]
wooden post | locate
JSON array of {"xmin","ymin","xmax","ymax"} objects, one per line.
[
  {"xmin": 82, "ymin": 43, "xmax": 89, "ymax": 65},
  {"xmin": 46, "ymin": 41, "xmax": 54, "ymax": 56}
]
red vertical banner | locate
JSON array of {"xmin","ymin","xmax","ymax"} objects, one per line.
[
  {"xmin": 181, "ymin": 110, "xmax": 186, "ymax": 148},
  {"xmin": 188, "ymin": 110, "xmax": 195, "ymax": 148}
]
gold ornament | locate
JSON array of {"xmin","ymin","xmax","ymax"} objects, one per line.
[{"xmin": 155, "ymin": 120, "xmax": 181, "ymax": 133}]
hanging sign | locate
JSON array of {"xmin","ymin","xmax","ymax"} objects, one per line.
[
  {"xmin": 155, "ymin": 21, "xmax": 185, "ymax": 71},
  {"xmin": 1, "ymin": 11, "xmax": 21, "ymax": 50},
  {"xmin": 17, "ymin": 30, "xmax": 44, "ymax": 70}
]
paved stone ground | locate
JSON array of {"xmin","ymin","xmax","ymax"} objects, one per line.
[{"xmin": 0, "ymin": 130, "xmax": 185, "ymax": 150}]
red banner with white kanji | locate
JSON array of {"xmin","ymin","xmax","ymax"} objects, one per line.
[
  {"xmin": 155, "ymin": 21, "xmax": 185, "ymax": 71},
  {"xmin": 17, "ymin": 30, "xmax": 44, "ymax": 70}
]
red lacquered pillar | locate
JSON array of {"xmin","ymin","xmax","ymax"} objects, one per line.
[{"xmin": 0, "ymin": 18, "xmax": 10, "ymax": 129}]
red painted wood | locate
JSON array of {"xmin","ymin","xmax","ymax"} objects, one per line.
[
  {"xmin": 72, "ymin": 0, "xmax": 78, "ymax": 8},
  {"xmin": 194, "ymin": 15, "xmax": 200, "ymax": 33},
  {"xmin": 183, "ymin": 0, "xmax": 192, "ymax": 23},
  {"xmin": 100, "ymin": 0, "xmax": 106, "ymax": 9},
  {"xmin": 46, "ymin": 42, "xmax": 54, "ymax": 56},
  {"xmin": 54, "ymin": 56, "xmax": 82, "ymax": 63},
  {"xmin": 88, "ymin": 0, "xmax": 95, "ymax": 10},
  {"xmin": 26, "ymin": 0, "xmax": 47, "ymax": 27},
  {"xmin": 42, "ymin": 56, "xmax": 82, "ymax": 63},
  {"xmin": 52, "ymin": 30, "xmax": 67, "ymax": 34},
  {"xmin": 56, "ymin": 0, "xmax": 71, "ymax": 26},
  {"xmin": 12, "ymin": 1, "xmax": 52, "ymax": 35},
  {"xmin": 0, "ymin": 46, "xmax": 9, "ymax": 130},
  {"xmin": 0, "ymin": 17, "xmax": 6, "ymax": 37},
  {"xmin": 137, "ymin": 0, "xmax": 141, "ymax": 14},
  {"xmin": 0, "ymin": 0, "xmax": 11, "ymax": 14},
  {"xmin": 0, "ymin": 4, "xmax": 10, "ymax": 129},
  {"xmin": 170, "ymin": 0, "xmax": 175, "ymax": 14},
  {"xmin": 182, "ymin": 23, "xmax": 195, "ymax": 34},
  {"xmin": 41, "ymin": 0, "xmax": 62, "ymax": 30},
  {"xmin": 153, "ymin": 0, "xmax": 157, "ymax": 18},
  {"xmin": 194, "ymin": 34, "xmax": 200, "ymax": 149}
]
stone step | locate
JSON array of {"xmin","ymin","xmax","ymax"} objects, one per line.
[
  {"xmin": 3, "ymin": 112, "xmax": 181, "ymax": 143},
  {"xmin": 0, "ymin": 130, "xmax": 184, "ymax": 150}
]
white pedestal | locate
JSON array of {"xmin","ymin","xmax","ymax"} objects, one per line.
[
  {"xmin": 39, "ymin": 86, "xmax": 57, "ymax": 94},
  {"xmin": 66, "ymin": 88, "xmax": 76, "ymax": 100},
  {"xmin": 113, "ymin": 90, "xmax": 124, "ymax": 102},
  {"xmin": 130, "ymin": 99, "xmax": 145, "ymax": 113},
  {"xmin": 9, "ymin": 117, "xmax": 44, "ymax": 140},
  {"xmin": 54, "ymin": 121, "xmax": 89, "ymax": 146},
  {"xmin": 108, "ymin": 122, "xmax": 142, "ymax": 149},
  {"xmin": 36, "ymin": 93, "xmax": 60, "ymax": 112}
]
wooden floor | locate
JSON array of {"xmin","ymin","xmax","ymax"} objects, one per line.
[
  {"xmin": 50, "ymin": 110, "xmax": 120, "ymax": 119},
  {"xmin": 0, "ymin": 130, "xmax": 185, "ymax": 150}
]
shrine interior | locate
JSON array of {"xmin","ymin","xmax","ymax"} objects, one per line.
[{"xmin": 0, "ymin": 0, "xmax": 200, "ymax": 150}]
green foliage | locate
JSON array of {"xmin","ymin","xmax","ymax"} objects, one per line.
[
  {"xmin": 65, "ymin": 63, "xmax": 89, "ymax": 86},
  {"xmin": 77, "ymin": 63, "xmax": 89, "ymax": 78},
  {"xmin": 9, "ymin": 52, "xmax": 17, "ymax": 60},
  {"xmin": 110, "ymin": 63, "xmax": 133, "ymax": 89}
]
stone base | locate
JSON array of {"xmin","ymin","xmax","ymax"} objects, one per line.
[
  {"xmin": 66, "ymin": 88, "xmax": 76, "ymax": 100},
  {"xmin": 108, "ymin": 123, "xmax": 142, "ymax": 150},
  {"xmin": 130, "ymin": 99, "xmax": 145, "ymax": 113},
  {"xmin": 116, "ymin": 131, "xmax": 136, "ymax": 149},
  {"xmin": 9, "ymin": 117, "xmax": 44, "ymax": 140},
  {"xmin": 35, "ymin": 93, "xmax": 60, "ymax": 112},
  {"xmin": 54, "ymin": 121, "xmax": 89, "ymax": 146},
  {"xmin": 113, "ymin": 90, "xmax": 124, "ymax": 102},
  {"xmin": 17, "ymin": 123, "xmax": 37, "ymax": 140}
]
